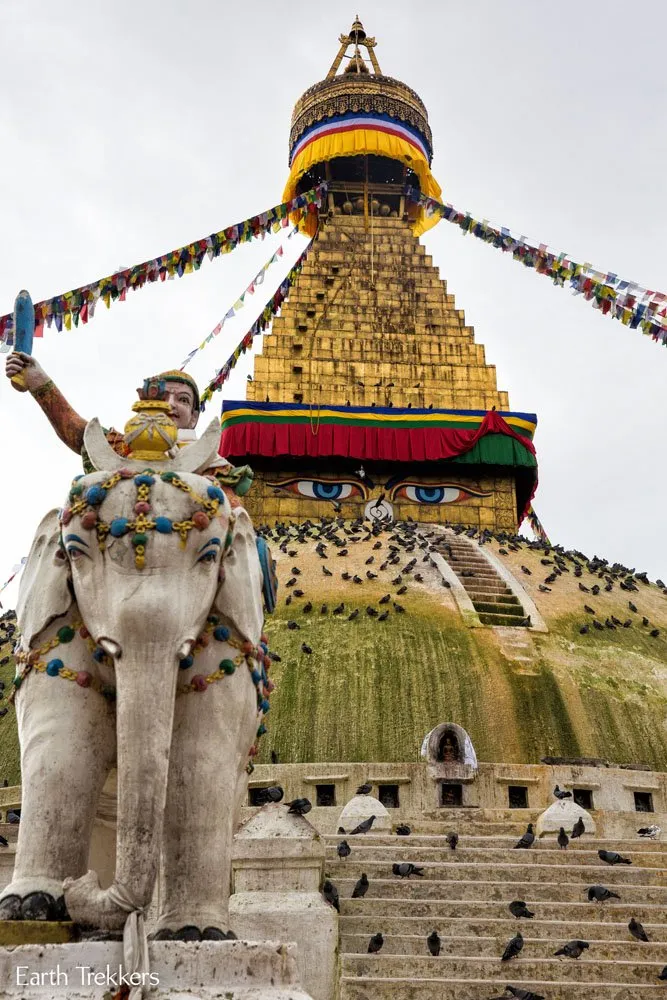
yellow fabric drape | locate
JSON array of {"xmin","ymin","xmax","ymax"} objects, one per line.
[{"xmin": 283, "ymin": 127, "xmax": 442, "ymax": 237}]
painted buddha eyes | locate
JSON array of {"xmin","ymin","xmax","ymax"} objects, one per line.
[
  {"xmin": 268, "ymin": 477, "xmax": 491, "ymax": 506},
  {"xmin": 267, "ymin": 479, "xmax": 368, "ymax": 500},
  {"xmin": 389, "ymin": 482, "xmax": 492, "ymax": 505}
]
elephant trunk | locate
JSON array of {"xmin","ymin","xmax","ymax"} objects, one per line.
[{"xmin": 64, "ymin": 643, "xmax": 179, "ymax": 930}]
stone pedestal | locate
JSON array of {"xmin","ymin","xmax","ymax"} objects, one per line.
[
  {"xmin": 229, "ymin": 803, "xmax": 336, "ymax": 1000},
  {"xmin": 536, "ymin": 798, "xmax": 596, "ymax": 837},
  {"xmin": 0, "ymin": 940, "xmax": 313, "ymax": 998},
  {"xmin": 336, "ymin": 793, "xmax": 391, "ymax": 834}
]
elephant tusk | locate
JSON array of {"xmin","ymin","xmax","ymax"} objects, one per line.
[{"xmin": 99, "ymin": 637, "xmax": 122, "ymax": 658}]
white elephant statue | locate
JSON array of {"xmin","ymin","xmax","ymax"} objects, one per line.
[{"xmin": 0, "ymin": 416, "xmax": 272, "ymax": 942}]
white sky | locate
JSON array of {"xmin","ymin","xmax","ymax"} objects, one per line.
[{"xmin": 1, "ymin": 0, "xmax": 666, "ymax": 606}]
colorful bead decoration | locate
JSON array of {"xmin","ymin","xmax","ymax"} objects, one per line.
[{"xmin": 61, "ymin": 470, "xmax": 233, "ymax": 569}]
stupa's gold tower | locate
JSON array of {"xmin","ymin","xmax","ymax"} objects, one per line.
[{"xmin": 220, "ymin": 19, "xmax": 538, "ymax": 533}]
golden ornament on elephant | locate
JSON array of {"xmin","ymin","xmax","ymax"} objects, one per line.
[{"xmin": 123, "ymin": 378, "xmax": 179, "ymax": 461}]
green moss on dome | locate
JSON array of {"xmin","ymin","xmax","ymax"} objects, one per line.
[{"xmin": 0, "ymin": 636, "xmax": 19, "ymax": 785}]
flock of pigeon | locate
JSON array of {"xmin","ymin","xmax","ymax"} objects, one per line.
[
  {"xmin": 314, "ymin": 783, "xmax": 667, "ymax": 999},
  {"xmin": 257, "ymin": 514, "xmax": 666, "ymax": 653}
]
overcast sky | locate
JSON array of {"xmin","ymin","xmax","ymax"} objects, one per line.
[{"xmin": 1, "ymin": 0, "xmax": 666, "ymax": 606}]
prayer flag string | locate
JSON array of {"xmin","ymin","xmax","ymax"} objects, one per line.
[
  {"xmin": 0, "ymin": 186, "xmax": 327, "ymax": 348},
  {"xmin": 0, "ymin": 558, "xmax": 27, "ymax": 597},
  {"xmin": 406, "ymin": 187, "xmax": 667, "ymax": 345},
  {"xmin": 178, "ymin": 226, "xmax": 301, "ymax": 370},
  {"xmin": 200, "ymin": 241, "xmax": 313, "ymax": 408}
]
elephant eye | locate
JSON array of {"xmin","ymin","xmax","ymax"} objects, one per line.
[
  {"xmin": 67, "ymin": 546, "xmax": 90, "ymax": 560},
  {"xmin": 197, "ymin": 550, "xmax": 218, "ymax": 564}
]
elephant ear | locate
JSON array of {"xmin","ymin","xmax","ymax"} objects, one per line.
[
  {"xmin": 16, "ymin": 509, "xmax": 73, "ymax": 648},
  {"xmin": 213, "ymin": 507, "xmax": 264, "ymax": 645}
]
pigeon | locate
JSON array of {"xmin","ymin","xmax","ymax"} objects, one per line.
[
  {"xmin": 446, "ymin": 831, "xmax": 458, "ymax": 851},
  {"xmin": 508, "ymin": 900, "xmax": 534, "ymax": 919},
  {"xmin": 427, "ymin": 930, "xmax": 441, "ymax": 956},
  {"xmin": 301, "ymin": 643, "xmax": 312, "ymax": 655},
  {"xmin": 333, "ymin": 603, "xmax": 345, "ymax": 615},
  {"xmin": 377, "ymin": 611, "xmax": 389, "ymax": 621},
  {"xmin": 302, "ymin": 602, "xmax": 312, "ymax": 613},
  {"xmin": 392, "ymin": 862, "xmax": 425, "ymax": 878},
  {"xmin": 270, "ymin": 750, "xmax": 279, "ymax": 764},
  {"xmin": 366, "ymin": 606, "xmax": 378, "ymax": 617},
  {"xmin": 287, "ymin": 621, "xmax": 300, "ymax": 630},
  {"xmin": 554, "ymin": 940, "xmax": 589, "ymax": 959},
  {"xmin": 352, "ymin": 873, "xmax": 369, "ymax": 898},
  {"xmin": 379, "ymin": 594, "xmax": 391, "ymax": 604},
  {"xmin": 586, "ymin": 884, "xmax": 620, "ymax": 902},
  {"xmin": 629, "ymin": 917, "xmax": 649, "ymax": 941},
  {"xmin": 357, "ymin": 783, "xmax": 372, "ymax": 795},
  {"xmin": 571, "ymin": 817, "xmax": 585, "ymax": 839},
  {"xmin": 650, "ymin": 628, "xmax": 660, "ymax": 637},
  {"xmin": 320, "ymin": 604, "xmax": 328, "ymax": 614},
  {"xmin": 637, "ymin": 825, "xmax": 661, "ymax": 839},
  {"xmin": 499, "ymin": 989, "xmax": 545, "ymax": 1000},
  {"xmin": 557, "ymin": 827, "xmax": 569, "ymax": 850},
  {"xmin": 629, "ymin": 601, "xmax": 638, "ymax": 613},
  {"xmin": 337, "ymin": 827, "xmax": 346, "ymax": 835},
  {"xmin": 598, "ymin": 849, "xmax": 631, "ymax": 865},
  {"xmin": 658, "ymin": 966, "xmax": 667, "ymax": 981},
  {"xmin": 393, "ymin": 603, "xmax": 405, "ymax": 613},
  {"xmin": 554, "ymin": 785, "xmax": 572, "ymax": 799},
  {"xmin": 501, "ymin": 931, "xmax": 524, "ymax": 961},
  {"xmin": 396, "ymin": 824, "xmax": 411, "ymax": 836},
  {"xmin": 337, "ymin": 840, "xmax": 351, "ymax": 860},
  {"xmin": 0, "ymin": 834, "xmax": 7, "ymax": 848},
  {"xmin": 322, "ymin": 566, "xmax": 333, "ymax": 576},
  {"xmin": 367, "ymin": 932, "xmax": 384, "ymax": 953},
  {"xmin": 521, "ymin": 566, "xmax": 531, "ymax": 575},
  {"xmin": 322, "ymin": 880, "xmax": 340, "ymax": 912},
  {"xmin": 286, "ymin": 798, "xmax": 312, "ymax": 816},
  {"xmin": 349, "ymin": 815, "xmax": 376, "ymax": 835},
  {"xmin": 254, "ymin": 786, "xmax": 284, "ymax": 805},
  {"xmin": 513, "ymin": 824, "xmax": 535, "ymax": 849},
  {"xmin": 291, "ymin": 566, "xmax": 301, "ymax": 575}
]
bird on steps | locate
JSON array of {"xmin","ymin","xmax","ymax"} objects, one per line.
[
  {"xmin": 508, "ymin": 900, "xmax": 534, "ymax": 919},
  {"xmin": 554, "ymin": 939, "xmax": 589, "ymax": 959},
  {"xmin": 557, "ymin": 827, "xmax": 570, "ymax": 850},
  {"xmin": 571, "ymin": 817, "xmax": 585, "ymax": 839},
  {"xmin": 352, "ymin": 873, "xmax": 369, "ymax": 898},
  {"xmin": 427, "ymin": 930, "xmax": 441, "ymax": 956},
  {"xmin": 629, "ymin": 917, "xmax": 649, "ymax": 941},
  {"xmin": 586, "ymin": 884, "xmax": 620, "ymax": 902},
  {"xmin": 367, "ymin": 932, "xmax": 384, "ymax": 953},
  {"xmin": 501, "ymin": 931, "xmax": 524, "ymax": 961},
  {"xmin": 598, "ymin": 849, "xmax": 631, "ymax": 865},
  {"xmin": 513, "ymin": 824, "xmax": 535, "ymax": 849}
]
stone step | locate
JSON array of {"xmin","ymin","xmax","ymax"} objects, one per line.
[
  {"xmin": 341, "ymin": 976, "xmax": 666, "ymax": 1000},
  {"xmin": 478, "ymin": 612, "xmax": 530, "ymax": 627},
  {"xmin": 330, "ymin": 877, "xmax": 667, "ymax": 903},
  {"xmin": 341, "ymin": 954, "xmax": 666, "ymax": 985},
  {"xmin": 466, "ymin": 592, "xmax": 520, "ymax": 604},
  {"xmin": 341, "ymin": 933, "xmax": 667, "ymax": 960},
  {"xmin": 340, "ymin": 897, "xmax": 667, "ymax": 924},
  {"xmin": 325, "ymin": 845, "xmax": 667, "ymax": 868},
  {"xmin": 472, "ymin": 602, "xmax": 525, "ymax": 617},
  {"xmin": 340, "ymin": 914, "xmax": 667, "ymax": 943},
  {"xmin": 323, "ymin": 834, "xmax": 667, "ymax": 850}
]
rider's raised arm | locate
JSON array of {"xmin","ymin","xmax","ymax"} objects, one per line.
[{"xmin": 5, "ymin": 351, "xmax": 87, "ymax": 454}]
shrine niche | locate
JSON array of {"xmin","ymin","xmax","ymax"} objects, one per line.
[{"xmin": 421, "ymin": 723, "xmax": 478, "ymax": 785}]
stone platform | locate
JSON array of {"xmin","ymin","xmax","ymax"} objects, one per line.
[{"xmin": 0, "ymin": 939, "xmax": 313, "ymax": 998}]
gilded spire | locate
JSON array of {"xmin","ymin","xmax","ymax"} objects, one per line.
[{"xmin": 326, "ymin": 18, "xmax": 382, "ymax": 79}]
